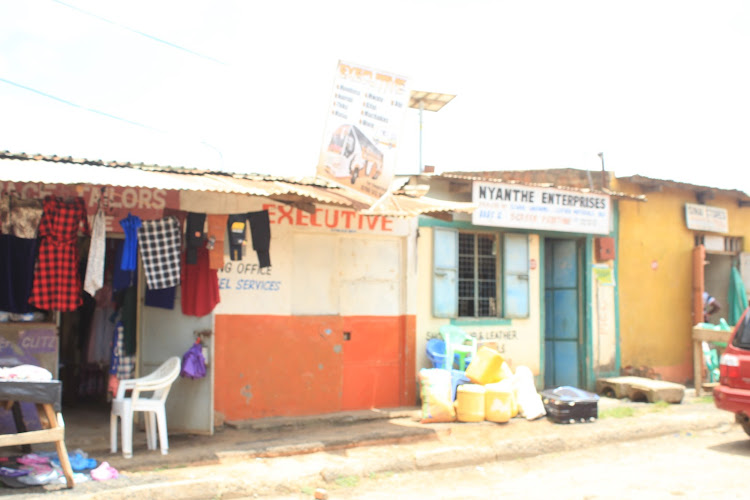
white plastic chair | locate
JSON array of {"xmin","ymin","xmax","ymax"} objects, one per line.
[{"xmin": 110, "ymin": 356, "xmax": 181, "ymax": 458}]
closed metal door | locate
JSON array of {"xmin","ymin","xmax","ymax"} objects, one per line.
[{"xmin": 544, "ymin": 239, "xmax": 581, "ymax": 388}]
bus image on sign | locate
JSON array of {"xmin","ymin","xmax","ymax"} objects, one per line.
[{"xmin": 325, "ymin": 124, "xmax": 384, "ymax": 185}]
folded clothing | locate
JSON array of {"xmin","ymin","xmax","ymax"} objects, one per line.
[
  {"xmin": 90, "ymin": 461, "xmax": 118, "ymax": 481},
  {"xmin": 51, "ymin": 453, "xmax": 97, "ymax": 472}
]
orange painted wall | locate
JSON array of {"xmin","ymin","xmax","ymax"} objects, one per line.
[{"xmin": 214, "ymin": 314, "xmax": 416, "ymax": 421}]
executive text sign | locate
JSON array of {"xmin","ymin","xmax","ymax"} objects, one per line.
[{"xmin": 472, "ymin": 181, "xmax": 611, "ymax": 234}]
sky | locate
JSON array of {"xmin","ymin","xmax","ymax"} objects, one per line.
[{"xmin": 1, "ymin": 0, "xmax": 749, "ymax": 191}]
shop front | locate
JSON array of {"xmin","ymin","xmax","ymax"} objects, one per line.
[
  {"xmin": 413, "ymin": 174, "xmax": 622, "ymax": 391},
  {"xmin": 2, "ymin": 153, "xmax": 480, "ymax": 436}
]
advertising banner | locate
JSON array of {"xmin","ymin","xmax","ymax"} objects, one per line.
[
  {"xmin": 472, "ymin": 181, "xmax": 611, "ymax": 235},
  {"xmin": 317, "ymin": 61, "xmax": 410, "ymax": 198}
]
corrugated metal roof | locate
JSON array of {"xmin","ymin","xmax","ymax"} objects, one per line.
[
  {"xmin": 619, "ymin": 174, "xmax": 750, "ymax": 200},
  {"xmin": 0, "ymin": 151, "xmax": 477, "ymax": 217}
]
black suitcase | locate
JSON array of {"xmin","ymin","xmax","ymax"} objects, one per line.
[{"xmin": 540, "ymin": 386, "xmax": 599, "ymax": 424}]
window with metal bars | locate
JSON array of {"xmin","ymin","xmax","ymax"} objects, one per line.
[{"xmin": 458, "ymin": 232, "xmax": 498, "ymax": 317}]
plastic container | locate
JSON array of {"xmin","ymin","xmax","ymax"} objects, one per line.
[
  {"xmin": 465, "ymin": 346, "xmax": 505, "ymax": 385},
  {"xmin": 484, "ymin": 382, "xmax": 513, "ymax": 423},
  {"xmin": 455, "ymin": 384, "xmax": 486, "ymax": 422}
]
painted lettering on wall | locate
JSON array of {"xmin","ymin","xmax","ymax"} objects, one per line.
[
  {"xmin": 262, "ymin": 203, "xmax": 394, "ymax": 233},
  {"xmin": 18, "ymin": 329, "xmax": 57, "ymax": 354},
  {"xmin": 427, "ymin": 329, "xmax": 520, "ymax": 359},
  {"xmin": 218, "ymin": 261, "xmax": 281, "ymax": 292},
  {"xmin": 0, "ymin": 182, "xmax": 178, "ymax": 233}
]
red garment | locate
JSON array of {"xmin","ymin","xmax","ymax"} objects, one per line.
[
  {"xmin": 29, "ymin": 196, "xmax": 90, "ymax": 312},
  {"xmin": 181, "ymin": 245, "xmax": 220, "ymax": 317}
]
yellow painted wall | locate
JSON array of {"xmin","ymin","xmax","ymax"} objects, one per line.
[{"xmin": 614, "ymin": 179, "xmax": 750, "ymax": 383}]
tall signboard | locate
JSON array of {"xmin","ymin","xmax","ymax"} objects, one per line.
[{"xmin": 317, "ymin": 61, "xmax": 410, "ymax": 198}]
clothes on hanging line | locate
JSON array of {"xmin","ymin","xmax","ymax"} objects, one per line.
[
  {"xmin": 181, "ymin": 245, "xmax": 220, "ymax": 317},
  {"xmin": 206, "ymin": 214, "xmax": 228, "ymax": 270},
  {"xmin": 83, "ymin": 208, "xmax": 106, "ymax": 296},
  {"xmin": 119, "ymin": 213, "xmax": 141, "ymax": 272},
  {"xmin": 185, "ymin": 212, "xmax": 206, "ymax": 265},
  {"xmin": 28, "ymin": 196, "xmax": 90, "ymax": 312},
  {"xmin": 137, "ymin": 216, "xmax": 182, "ymax": 290},
  {"xmin": 0, "ymin": 193, "xmax": 43, "ymax": 239},
  {"xmin": 226, "ymin": 210, "xmax": 271, "ymax": 267}
]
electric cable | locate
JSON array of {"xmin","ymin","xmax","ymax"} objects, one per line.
[{"xmin": 51, "ymin": 0, "xmax": 227, "ymax": 66}]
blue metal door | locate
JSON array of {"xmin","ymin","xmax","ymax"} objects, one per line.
[{"xmin": 544, "ymin": 239, "xmax": 580, "ymax": 388}]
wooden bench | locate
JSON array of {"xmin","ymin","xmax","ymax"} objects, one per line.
[{"xmin": 0, "ymin": 380, "xmax": 74, "ymax": 488}]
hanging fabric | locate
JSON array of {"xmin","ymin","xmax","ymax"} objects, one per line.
[
  {"xmin": 137, "ymin": 216, "xmax": 182, "ymax": 290},
  {"xmin": 180, "ymin": 340, "xmax": 207, "ymax": 379},
  {"xmin": 226, "ymin": 214, "xmax": 247, "ymax": 261},
  {"xmin": 206, "ymin": 214, "xmax": 228, "ymax": 270},
  {"xmin": 181, "ymin": 245, "xmax": 220, "ymax": 317},
  {"xmin": 83, "ymin": 208, "xmax": 106, "ymax": 296},
  {"xmin": 247, "ymin": 210, "xmax": 271, "ymax": 268},
  {"xmin": 1, "ymin": 193, "xmax": 43, "ymax": 238},
  {"xmin": 119, "ymin": 213, "xmax": 142, "ymax": 272},
  {"xmin": 185, "ymin": 212, "xmax": 207, "ymax": 265},
  {"xmin": 28, "ymin": 196, "xmax": 90, "ymax": 312}
]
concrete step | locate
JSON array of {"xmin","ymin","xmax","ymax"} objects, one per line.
[{"xmin": 596, "ymin": 376, "xmax": 685, "ymax": 403}]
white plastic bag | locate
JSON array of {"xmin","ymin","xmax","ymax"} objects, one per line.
[{"xmin": 513, "ymin": 365, "xmax": 546, "ymax": 420}]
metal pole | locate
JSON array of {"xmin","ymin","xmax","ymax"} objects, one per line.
[
  {"xmin": 598, "ymin": 152, "xmax": 605, "ymax": 189},
  {"xmin": 419, "ymin": 100, "xmax": 424, "ymax": 173}
]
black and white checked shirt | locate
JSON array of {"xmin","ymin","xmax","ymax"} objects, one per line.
[{"xmin": 137, "ymin": 216, "xmax": 182, "ymax": 290}]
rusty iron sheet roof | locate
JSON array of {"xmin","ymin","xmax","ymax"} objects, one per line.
[
  {"xmin": 0, "ymin": 151, "xmax": 477, "ymax": 216},
  {"xmin": 619, "ymin": 174, "xmax": 750, "ymax": 200},
  {"xmin": 436, "ymin": 171, "xmax": 647, "ymax": 201}
]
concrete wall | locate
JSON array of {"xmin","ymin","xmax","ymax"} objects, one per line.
[
  {"xmin": 179, "ymin": 192, "xmax": 419, "ymax": 421},
  {"xmin": 615, "ymin": 179, "xmax": 750, "ymax": 384}
]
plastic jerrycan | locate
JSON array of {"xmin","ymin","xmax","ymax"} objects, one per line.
[
  {"xmin": 455, "ymin": 384, "xmax": 486, "ymax": 422},
  {"xmin": 465, "ymin": 346, "xmax": 505, "ymax": 385},
  {"xmin": 485, "ymin": 381, "xmax": 514, "ymax": 423}
]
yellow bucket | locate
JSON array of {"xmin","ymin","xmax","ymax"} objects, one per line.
[
  {"xmin": 484, "ymin": 382, "xmax": 514, "ymax": 423},
  {"xmin": 455, "ymin": 384, "xmax": 486, "ymax": 422},
  {"xmin": 465, "ymin": 346, "xmax": 505, "ymax": 385}
]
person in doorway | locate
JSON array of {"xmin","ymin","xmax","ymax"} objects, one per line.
[{"xmin": 703, "ymin": 291, "xmax": 721, "ymax": 322}]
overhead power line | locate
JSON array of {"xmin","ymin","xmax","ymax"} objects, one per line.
[
  {"xmin": 0, "ymin": 77, "xmax": 224, "ymax": 168},
  {"xmin": 51, "ymin": 0, "xmax": 227, "ymax": 66}
]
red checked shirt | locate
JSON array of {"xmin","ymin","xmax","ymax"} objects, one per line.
[{"xmin": 29, "ymin": 196, "xmax": 90, "ymax": 312}]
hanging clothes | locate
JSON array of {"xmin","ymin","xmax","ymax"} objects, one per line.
[
  {"xmin": 145, "ymin": 286, "xmax": 176, "ymax": 310},
  {"xmin": 181, "ymin": 245, "xmax": 220, "ymax": 317},
  {"xmin": 0, "ymin": 235, "xmax": 39, "ymax": 313},
  {"xmin": 247, "ymin": 210, "xmax": 271, "ymax": 268},
  {"xmin": 137, "ymin": 216, "xmax": 182, "ymax": 290},
  {"xmin": 185, "ymin": 212, "xmax": 206, "ymax": 265},
  {"xmin": 206, "ymin": 214, "xmax": 228, "ymax": 270},
  {"xmin": 83, "ymin": 208, "xmax": 106, "ymax": 296},
  {"xmin": 0, "ymin": 194, "xmax": 43, "ymax": 313},
  {"xmin": 729, "ymin": 266, "xmax": 749, "ymax": 325},
  {"xmin": 227, "ymin": 214, "xmax": 247, "ymax": 261},
  {"xmin": 28, "ymin": 196, "xmax": 90, "ymax": 312},
  {"xmin": 111, "ymin": 239, "xmax": 135, "ymax": 292},
  {"xmin": 1, "ymin": 194, "xmax": 43, "ymax": 238},
  {"xmin": 108, "ymin": 321, "xmax": 136, "ymax": 398},
  {"xmin": 119, "ymin": 214, "xmax": 142, "ymax": 272}
]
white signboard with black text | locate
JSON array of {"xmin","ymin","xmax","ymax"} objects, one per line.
[
  {"xmin": 685, "ymin": 203, "xmax": 728, "ymax": 233},
  {"xmin": 472, "ymin": 181, "xmax": 611, "ymax": 235}
]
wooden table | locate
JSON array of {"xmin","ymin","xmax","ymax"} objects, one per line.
[
  {"xmin": 692, "ymin": 327, "xmax": 731, "ymax": 397},
  {"xmin": 0, "ymin": 380, "xmax": 74, "ymax": 488}
]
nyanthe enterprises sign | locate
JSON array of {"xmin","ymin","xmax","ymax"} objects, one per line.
[{"xmin": 472, "ymin": 181, "xmax": 611, "ymax": 235}]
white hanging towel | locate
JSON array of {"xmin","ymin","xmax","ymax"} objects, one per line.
[{"xmin": 84, "ymin": 208, "xmax": 106, "ymax": 296}]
